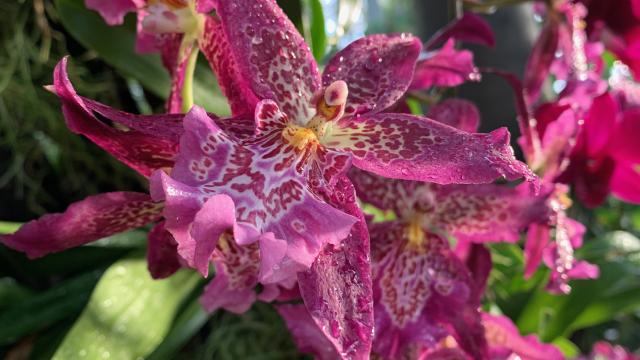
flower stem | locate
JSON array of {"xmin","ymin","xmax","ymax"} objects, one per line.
[{"xmin": 181, "ymin": 47, "xmax": 199, "ymax": 113}]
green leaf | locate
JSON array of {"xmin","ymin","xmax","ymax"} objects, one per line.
[
  {"xmin": 0, "ymin": 222, "xmax": 21, "ymax": 234},
  {"xmin": 147, "ymin": 294, "xmax": 209, "ymax": 360},
  {"xmin": 303, "ymin": 0, "xmax": 327, "ymax": 62},
  {"xmin": 0, "ymin": 271, "xmax": 101, "ymax": 346},
  {"xmin": 54, "ymin": 0, "xmax": 230, "ymax": 115},
  {"xmin": 52, "ymin": 256, "xmax": 199, "ymax": 360},
  {"xmin": 0, "ymin": 229, "xmax": 145, "ymax": 280},
  {"xmin": 552, "ymin": 337, "xmax": 581, "ymax": 358},
  {"xmin": 0, "ymin": 277, "xmax": 33, "ymax": 310},
  {"xmin": 515, "ymin": 231, "xmax": 640, "ymax": 341}
]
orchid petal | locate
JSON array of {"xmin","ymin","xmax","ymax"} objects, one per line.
[
  {"xmin": 200, "ymin": 262, "xmax": 257, "ymax": 314},
  {"xmin": 85, "ymin": 0, "xmax": 142, "ymax": 26},
  {"xmin": 611, "ymin": 109, "xmax": 640, "ymax": 164},
  {"xmin": 214, "ymin": 0, "xmax": 321, "ymax": 122},
  {"xmin": 348, "ymin": 168, "xmax": 417, "ymax": 214},
  {"xmin": 0, "ymin": 192, "xmax": 161, "ymax": 258},
  {"xmin": 429, "ymin": 183, "xmax": 548, "ymax": 243},
  {"xmin": 589, "ymin": 341, "xmax": 640, "ymax": 360},
  {"xmin": 465, "ymin": 244, "xmax": 492, "ymax": 305},
  {"xmin": 426, "ymin": 12, "xmax": 495, "ymax": 50},
  {"xmin": 482, "ymin": 313, "xmax": 564, "ymax": 360},
  {"xmin": 298, "ymin": 176, "xmax": 373, "ymax": 360},
  {"xmin": 611, "ymin": 163, "xmax": 640, "ymax": 204},
  {"xmin": 583, "ymin": 93, "xmax": 618, "ymax": 157},
  {"xmin": 322, "ymin": 34, "xmax": 422, "ymax": 115},
  {"xmin": 200, "ymin": 16, "xmax": 260, "ymax": 116},
  {"xmin": 428, "ymin": 98, "xmax": 480, "ymax": 133},
  {"xmin": 277, "ymin": 304, "xmax": 340, "ymax": 360},
  {"xmin": 327, "ymin": 112, "xmax": 536, "ymax": 184},
  {"xmin": 524, "ymin": 223, "xmax": 550, "ymax": 278},
  {"xmin": 567, "ymin": 261, "xmax": 600, "ymax": 279},
  {"xmin": 53, "ymin": 58, "xmax": 180, "ymax": 176},
  {"xmin": 523, "ymin": 21, "xmax": 559, "ymax": 104},
  {"xmin": 147, "ymin": 221, "xmax": 181, "ymax": 279},
  {"xmin": 196, "ymin": 0, "xmax": 216, "ymax": 13},
  {"xmin": 189, "ymin": 194, "xmax": 241, "ymax": 275},
  {"xmin": 539, "ymin": 106, "xmax": 579, "ymax": 179},
  {"xmin": 410, "ymin": 39, "xmax": 479, "ymax": 91}
]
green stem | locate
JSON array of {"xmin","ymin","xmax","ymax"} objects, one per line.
[{"xmin": 181, "ymin": 47, "xmax": 199, "ymax": 113}]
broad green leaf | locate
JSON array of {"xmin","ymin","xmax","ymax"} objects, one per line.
[
  {"xmin": 0, "ymin": 271, "xmax": 101, "ymax": 346},
  {"xmin": 552, "ymin": 337, "xmax": 580, "ymax": 358},
  {"xmin": 147, "ymin": 294, "xmax": 209, "ymax": 360},
  {"xmin": 54, "ymin": 0, "xmax": 230, "ymax": 115},
  {"xmin": 515, "ymin": 231, "xmax": 640, "ymax": 340},
  {"xmin": 0, "ymin": 277, "xmax": 33, "ymax": 309},
  {"xmin": 52, "ymin": 256, "xmax": 199, "ymax": 360},
  {"xmin": 303, "ymin": 0, "xmax": 327, "ymax": 61}
]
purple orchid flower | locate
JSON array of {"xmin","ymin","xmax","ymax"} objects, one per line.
[
  {"xmin": 560, "ymin": 93, "xmax": 640, "ymax": 207},
  {"xmin": 580, "ymin": 341, "xmax": 640, "ymax": 360},
  {"xmin": 148, "ymin": 0, "xmax": 534, "ymax": 357},
  {"xmin": 348, "ymin": 167, "xmax": 548, "ymax": 359}
]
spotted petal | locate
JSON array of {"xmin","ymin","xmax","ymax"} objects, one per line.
[
  {"xmin": 426, "ymin": 183, "xmax": 548, "ymax": 243},
  {"xmin": 53, "ymin": 58, "xmax": 181, "ymax": 176},
  {"xmin": 348, "ymin": 168, "xmax": 417, "ymax": 214},
  {"xmin": 214, "ymin": 0, "xmax": 321, "ymax": 122},
  {"xmin": 200, "ymin": 16, "xmax": 260, "ymax": 116},
  {"xmin": 323, "ymin": 34, "xmax": 422, "ymax": 115},
  {"xmin": 0, "ymin": 192, "xmax": 161, "ymax": 258},
  {"xmin": 326, "ymin": 112, "xmax": 536, "ymax": 184},
  {"xmin": 157, "ymin": 106, "xmax": 357, "ymax": 282},
  {"xmin": 298, "ymin": 176, "xmax": 373, "ymax": 360},
  {"xmin": 277, "ymin": 304, "xmax": 340, "ymax": 360},
  {"xmin": 370, "ymin": 222, "xmax": 486, "ymax": 359}
]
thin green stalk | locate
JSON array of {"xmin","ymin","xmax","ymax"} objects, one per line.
[{"xmin": 181, "ymin": 47, "xmax": 200, "ymax": 113}]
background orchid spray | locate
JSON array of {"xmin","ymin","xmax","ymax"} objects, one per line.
[{"xmin": 0, "ymin": 0, "xmax": 640, "ymax": 359}]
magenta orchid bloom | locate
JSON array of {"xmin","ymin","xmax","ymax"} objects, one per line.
[
  {"xmin": 85, "ymin": 0, "xmax": 219, "ymax": 113},
  {"xmin": 349, "ymin": 169, "xmax": 546, "ymax": 359},
  {"xmin": 560, "ymin": 93, "xmax": 640, "ymax": 207},
  {"xmin": 581, "ymin": 341, "xmax": 640, "ymax": 360}
]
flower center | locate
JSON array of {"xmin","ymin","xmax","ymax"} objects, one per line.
[
  {"xmin": 405, "ymin": 214, "xmax": 425, "ymax": 250},
  {"xmin": 282, "ymin": 125, "xmax": 319, "ymax": 150}
]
